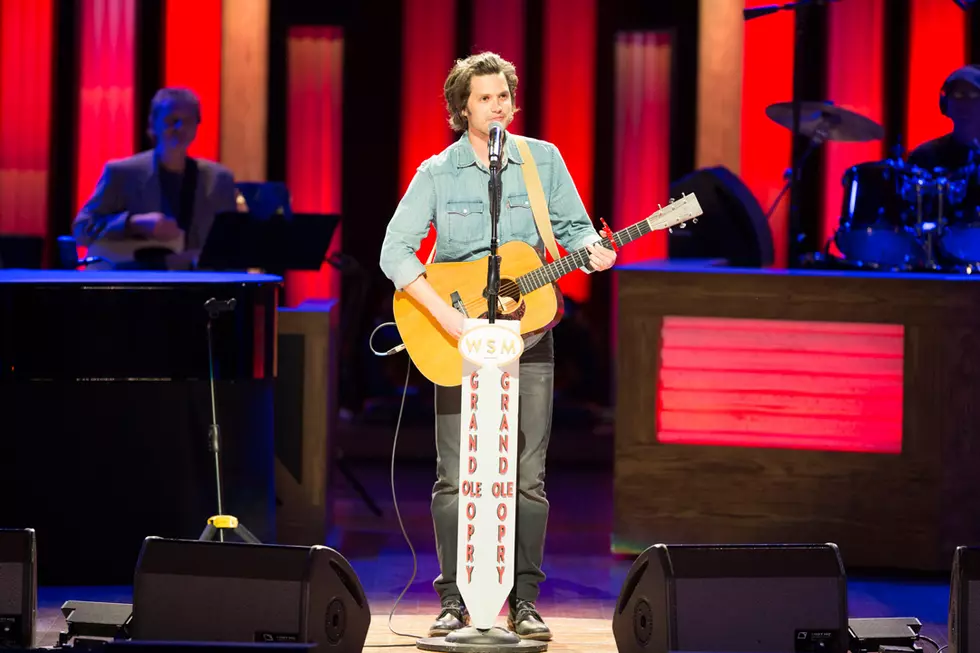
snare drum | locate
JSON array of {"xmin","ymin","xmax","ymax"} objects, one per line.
[{"xmin": 834, "ymin": 160, "xmax": 928, "ymax": 268}]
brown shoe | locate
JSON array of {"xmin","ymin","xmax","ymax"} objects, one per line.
[
  {"xmin": 506, "ymin": 598, "xmax": 552, "ymax": 641},
  {"xmin": 428, "ymin": 597, "xmax": 470, "ymax": 637}
]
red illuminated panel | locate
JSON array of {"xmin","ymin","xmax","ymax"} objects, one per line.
[
  {"xmin": 76, "ymin": 0, "xmax": 136, "ymax": 214},
  {"xmin": 822, "ymin": 0, "xmax": 884, "ymax": 253},
  {"xmin": 401, "ymin": 0, "xmax": 456, "ymax": 265},
  {"xmin": 0, "ymin": 0, "xmax": 53, "ymax": 237},
  {"xmin": 613, "ymin": 32, "xmax": 671, "ymax": 265},
  {"xmin": 285, "ymin": 27, "xmax": 344, "ymax": 307},
  {"xmin": 657, "ymin": 316, "xmax": 904, "ymax": 453},
  {"xmin": 542, "ymin": 0, "xmax": 596, "ymax": 302},
  {"xmin": 740, "ymin": 0, "xmax": 793, "ymax": 268},
  {"xmin": 906, "ymin": 0, "xmax": 966, "ymax": 152},
  {"xmin": 164, "ymin": 0, "xmax": 222, "ymax": 161},
  {"xmin": 472, "ymin": 0, "xmax": 525, "ymax": 136}
]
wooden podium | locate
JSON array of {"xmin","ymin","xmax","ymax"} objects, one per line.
[{"xmin": 274, "ymin": 299, "xmax": 338, "ymax": 546}]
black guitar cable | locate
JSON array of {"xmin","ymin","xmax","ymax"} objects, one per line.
[{"xmin": 368, "ymin": 323, "xmax": 425, "ymax": 645}]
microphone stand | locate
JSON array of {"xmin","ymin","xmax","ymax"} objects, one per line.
[
  {"xmin": 745, "ymin": 0, "xmax": 838, "ymax": 265},
  {"xmin": 198, "ymin": 297, "xmax": 260, "ymax": 544},
  {"xmin": 486, "ymin": 155, "xmax": 502, "ymax": 324}
]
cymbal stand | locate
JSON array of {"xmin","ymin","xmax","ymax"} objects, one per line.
[
  {"xmin": 764, "ymin": 124, "xmax": 828, "ymax": 221},
  {"xmin": 746, "ymin": 0, "xmax": 841, "ymax": 262}
]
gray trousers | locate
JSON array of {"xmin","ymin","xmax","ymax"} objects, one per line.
[{"xmin": 431, "ymin": 330, "xmax": 554, "ymax": 604}]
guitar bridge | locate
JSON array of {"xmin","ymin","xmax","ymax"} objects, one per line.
[{"xmin": 450, "ymin": 291, "xmax": 469, "ymax": 317}]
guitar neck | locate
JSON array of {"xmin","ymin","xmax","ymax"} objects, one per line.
[{"xmin": 516, "ymin": 219, "xmax": 652, "ymax": 294}]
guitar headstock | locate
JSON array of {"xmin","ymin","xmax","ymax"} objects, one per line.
[{"xmin": 646, "ymin": 193, "xmax": 704, "ymax": 232}]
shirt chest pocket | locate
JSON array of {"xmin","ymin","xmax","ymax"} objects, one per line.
[
  {"xmin": 445, "ymin": 199, "xmax": 487, "ymax": 244},
  {"xmin": 504, "ymin": 193, "xmax": 538, "ymax": 240}
]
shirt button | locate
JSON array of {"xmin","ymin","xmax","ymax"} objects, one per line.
[{"xmin": 463, "ymin": 209, "xmax": 469, "ymax": 214}]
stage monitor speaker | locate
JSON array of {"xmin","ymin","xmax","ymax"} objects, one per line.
[
  {"xmin": 612, "ymin": 543, "xmax": 848, "ymax": 653},
  {"xmin": 0, "ymin": 528, "xmax": 36, "ymax": 649},
  {"xmin": 130, "ymin": 537, "xmax": 369, "ymax": 653},
  {"xmin": 668, "ymin": 166, "xmax": 774, "ymax": 267},
  {"xmin": 949, "ymin": 546, "xmax": 980, "ymax": 653}
]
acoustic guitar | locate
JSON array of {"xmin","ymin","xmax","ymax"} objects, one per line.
[{"xmin": 392, "ymin": 194, "xmax": 703, "ymax": 387}]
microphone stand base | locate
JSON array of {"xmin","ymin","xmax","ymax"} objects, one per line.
[{"xmin": 417, "ymin": 627, "xmax": 547, "ymax": 652}]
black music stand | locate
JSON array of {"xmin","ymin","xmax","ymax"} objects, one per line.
[
  {"xmin": 196, "ymin": 210, "xmax": 382, "ymax": 516},
  {"xmin": 197, "ymin": 211, "xmax": 340, "ymax": 274}
]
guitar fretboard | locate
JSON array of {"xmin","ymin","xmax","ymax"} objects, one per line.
[{"xmin": 516, "ymin": 219, "xmax": 654, "ymax": 294}]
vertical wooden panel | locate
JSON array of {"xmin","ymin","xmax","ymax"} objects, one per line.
[
  {"xmin": 220, "ymin": 0, "xmax": 268, "ymax": 181},
  {"xmin": 401, "ymin": 0, "xmax": 455, "ymax": 266},
  {"xmin": 542, "ymin": 0, "xmax": 596, "ymax": 302},
  {"xmin": 822, "ymin": 0, "xmax": 885, "ymax": 251},
  {"xmin": 75, "ymin": 0, "xmax": 137, "ymax": 214},
  {"xmin": 0, "ymin": 0, "xmax": 54, "ymax": 236},
  {"xmin": 164, "ymin": 0, "xmax": 222, "ymax": 161},
  {"xmin": 906, "ymin": 0, "xmax": 967, "ymax": 152},
  {"xmin": 285, "ymin": 27, "xmax": 344, "ymax": 306},
  {"xmin": 471, "ymin": 0, "xmax": 525, "ymax": 135},
  {"xmin": 695, "ymin": 0, "xmax": 743, "ymax": 172}
]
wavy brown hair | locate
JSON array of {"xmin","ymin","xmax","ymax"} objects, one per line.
[{"xmin": 443, "ymin": 52, "xmax": 519, "ymax": 132}]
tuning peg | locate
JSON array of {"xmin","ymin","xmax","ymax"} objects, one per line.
[
  {"xmin": 669, "ymin": 197, "xmax": 675, "ymax": 203},
  {"xmin": 668, "ymin": 227, "xmax": 673, "ymax": 233},
  {"xmin": 680, "ymin": 222, "xmax": 686, "ymax": 228},
  {"xmin": 692, "ymin": 217, "xmax": 698, "ymax": 224}
]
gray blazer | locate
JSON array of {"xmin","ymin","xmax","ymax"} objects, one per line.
[{"xmin": 73, "ymin": 149, "xmax": 238, "ymax": 268}]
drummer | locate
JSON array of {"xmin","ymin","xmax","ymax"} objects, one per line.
[{"xmin": 908, "ymin": 64, "xmax": 980, "ymax": 171}]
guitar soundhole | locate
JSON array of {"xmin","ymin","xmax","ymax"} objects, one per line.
[{"xmin": 478, "ymin": 278, "xmax": 525, "ymax": 321}]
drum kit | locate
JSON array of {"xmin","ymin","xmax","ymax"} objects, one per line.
[{"xmin": 767, "ymin": 100, "xmax": 980, "ymax": 273}]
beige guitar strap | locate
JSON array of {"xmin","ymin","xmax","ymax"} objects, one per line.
[
  {"xmin": 424, "ymin": 136, "xmax": 559, "ymax": 265},
  {"xmin": 513, "ymin": 137, "xmax": 560, "ymax": 262}
]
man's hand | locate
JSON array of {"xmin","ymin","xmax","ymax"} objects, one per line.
[
  {"xmin": 129, "ymin": 212, "xmax": 182, "ymax": 241},
  {"xmin": 586, "ymin": 243, "xmax": 617, "ymax": 272},
  {"xmin": 436, "ymin": 305, "xmax": 465, "ymax": 341}
]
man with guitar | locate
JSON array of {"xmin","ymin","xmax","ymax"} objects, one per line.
[{"xmin": 379, "ymin": 52, "xmax": 616, "ymax": 641}]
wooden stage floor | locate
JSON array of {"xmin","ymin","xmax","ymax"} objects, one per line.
[{"xmin": 32, "ymin": 459, "xmax": 952, "ymax": 653}]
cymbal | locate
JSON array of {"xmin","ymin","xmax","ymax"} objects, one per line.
[{"xmin": 765, "ymin": 101, "xmax": 884, "ymax": 142}]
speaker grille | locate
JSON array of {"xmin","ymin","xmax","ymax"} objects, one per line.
[{"xmin": 674, "ymin": 576, "xmax": 844, "ymax": 653}]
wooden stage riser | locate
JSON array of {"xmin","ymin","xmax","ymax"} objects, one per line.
[{"xmin": 615, "ymin": 267, "xmax": 980, "ymax": 571}]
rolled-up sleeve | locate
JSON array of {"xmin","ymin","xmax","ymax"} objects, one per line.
[
  {"xmin": 380, "ymin": 164, "xmax": 436, "ymax": 289},
  {"xmin": 545, "ymin": 144, "xmax": 601, "ymax": 270}
]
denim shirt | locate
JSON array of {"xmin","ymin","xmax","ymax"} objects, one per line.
[{"xmin": 380, "ymin": 131, "xmax": 601, "ymax": 290}]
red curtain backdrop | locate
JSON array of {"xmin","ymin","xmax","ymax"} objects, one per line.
[
  {"xmin": 822, "ymin": 0, "xmax": 885, "ymax": 252},
  {"xmin": 401, "ymin": 0, "xmax": 456, "ymax": 266},
  {"xmin": 164, "ymin": 0, "xmax": 222, "ymax": 161},
  {"xmin": 656, "ymin": 317, "xmax": 904, "ymax": 454},
  {"xmin": 76, "ymin": 0, "xmax": 136, "ymax": 215},
  {"xmin": 0, "ymin": 0, "xmax": 53, "ymax": 237},
  {"xmin": 906, "ymin": 0, "xmax": 967, "ymax": 153},
  {"xmin": 471, "ymin": 0, "xmax": 525, "ymax": 136},
  {"xmin": 740, "ymin": 0, "xmax": 793, "ymax": 268},
  {"xmin": 541, "ymin": 0, "xmax": 596, "ymax": 303},
  {"xmin": 285, "ymin": 26, "xmax": 344, "ymax": 306}
]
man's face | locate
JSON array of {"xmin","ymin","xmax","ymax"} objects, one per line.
[
  {"xmin": 152, "ymin": 99, "xmax": 199, "ymax": 153},
  {"xmin": 463, "ymin": 72, "xmax": 514, "ymax": 137},
  {"xmin": 945, "ymin": 81, "xmax": 980, "ymax": 128}
]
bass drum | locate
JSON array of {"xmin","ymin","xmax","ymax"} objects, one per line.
[{"xmin": 833, "ymin": 160, "xmax": 928, "ymax": 269}]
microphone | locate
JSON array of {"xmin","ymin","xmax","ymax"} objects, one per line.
[
  {"xmin": 204, "ymin": 297, "xmax": 237, "ymax": 316},
  {"xmin": 743, "ymin": 4, "xmax": 781, "ymax": 19},
  {"xmin": 488, "ymin": 121, "xmax": 504, "ymax": 168}
]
